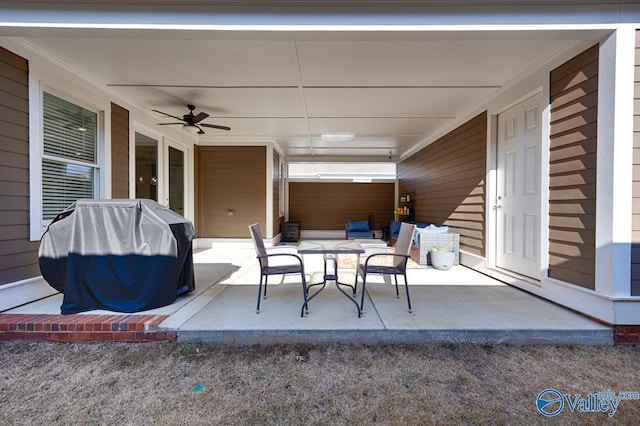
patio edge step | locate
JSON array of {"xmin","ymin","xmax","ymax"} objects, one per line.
[{"xmin": 176, "ymin": 328, "xmax": 613, "ymax": 346}]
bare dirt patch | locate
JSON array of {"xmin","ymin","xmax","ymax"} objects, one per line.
[{"xmin": 1, "ymin": 342, "xmax": 638, "ymax": 424}]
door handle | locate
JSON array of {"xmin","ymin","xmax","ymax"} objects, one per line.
[{"xmin": 493, "ymin": 205, "xmax": 502, "ymax": 210}]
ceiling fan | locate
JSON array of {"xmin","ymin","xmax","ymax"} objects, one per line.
[{"xmin": 152, "ymin": 104, "xmax": 231, "ymax": 134}]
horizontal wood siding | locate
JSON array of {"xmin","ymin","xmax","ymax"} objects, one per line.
[
  {"xmin": 549, "ymin": 44, "xmax": 598, "ymax": 290},
  {"xmin": 289, "ymin": 182, "xmax": 394, "ymax": 231},
  {"xmin": 111, "ymin": 102, "xmax": 129, "ymax": 199},
  {"xmin": 0, "ymin": 47, "xmax": 40, "ymax": 285},
  {"xmin": 197, "ymin": 146, "xmax": 266, "ymax": 238},
  {"xmin": 194, "ymin": 144, "xmax": 200, "ymax": 235},
  {"xmin": 397, "ymin": 112, "xmax": 487, "ymax": 257},
  {"xmin": 632, "ymin": 31, "xmax": 640, "ymax": 296}
]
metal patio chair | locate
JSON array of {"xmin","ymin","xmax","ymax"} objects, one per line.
[
  {"xmin": 356, "ymin": 222, "xmax": 416, "ymax": 315},
  {"xmin": 248, "ymin": 223, "xmax": 309, "ymax": 316}
]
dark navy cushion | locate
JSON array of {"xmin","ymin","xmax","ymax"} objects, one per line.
[
  {"xmin": 390, "ymin": 221, "xmax": 401, "ymax": 236},
  {"xmin": 347, "ymin": 220, "xmax": 370, "ymax": 232}
]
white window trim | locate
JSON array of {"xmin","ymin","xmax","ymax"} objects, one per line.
[{"xmin": 29, "ymin": 82, "xmax": 105, "ymax": 241}]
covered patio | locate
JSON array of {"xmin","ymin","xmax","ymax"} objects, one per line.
[
  {"xmin": 0, "ymin": 2, "xmax": 638, "ymax": 344},
  {"xmin": 2, "ymin": 243, "xmax": 611, "ymax": 345}
]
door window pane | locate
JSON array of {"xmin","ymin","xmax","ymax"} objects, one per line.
[
  {"xmin": 135, "ymin": 132, "xmax": 158, "ymax": 201},
  {"xmin": 168, "ymin": 146, "xmax": 184, "ymax": 216}
]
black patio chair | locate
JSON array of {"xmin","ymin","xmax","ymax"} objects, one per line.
[
  {"xmin": 356, "ymin": 222, "xmax": 416, "ymax": 315},
  {"xmin": 248, "ymin": 223, "xmax": 309, "ymax": 316}
]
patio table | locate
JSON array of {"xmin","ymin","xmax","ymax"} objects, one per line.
[{"xmin": 297, "ymin": 240, "xmax": 364, "ymax": 317}]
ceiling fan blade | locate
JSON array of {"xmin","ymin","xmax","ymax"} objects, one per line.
[
  {"xmin": 152, "ymin": 109, "xmax": 184, "ymax": 121},
  {"xmin": 156, "ymin": 122, "xmax": 184, "ymax": 125},
  {"xmin": 200, "ymin": 123, "xmax": 231, "ymax": 131},
  {"xmin": 197, "ymin": 126, "xmax": 205, "ymax": 135},
  {"xmin": 192, "ymin": 112, "xmax": 209, "ymax": 123}
]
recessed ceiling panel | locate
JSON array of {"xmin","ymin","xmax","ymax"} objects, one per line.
[
  {"xmin": 305, "ymin": 87, "xmax": 497, "ymax": 117},
  {"xmin": 297, "ymin": 39, "xmax": 570, "ymax": 87},
  {"xmin": 27, "ymin": 38, "xmax": 299, "ymax": 86},
  {"xmin": 308, "ymin": 117, "xmax": 452, "ymax": 136},
  {"xmin": 310, "ymin": 147, "xmax": 399, "ymax": 157},
  {"xmin": 197, "ymin": 117, "xmax": 309, "ymax": 136},
  {"xmin": 118, "ymin": 86, "xmax": 305, "ymax": 117},
  {"xmin": 283, "ymin": 147, "xmax": 315, "ymax": 156},
  {"xmin": 274, "ymin": 137, "xmax": 313, "ymax": 148},
  {"xmin": 311, "ymin": 136, "xmax": 419, "ymax": 149}
]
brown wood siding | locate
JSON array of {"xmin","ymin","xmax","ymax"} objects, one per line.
[
  {"xmin": 194, "ymin": 144, "xmax": 200, "ymax": 236},
  {"xmin": 397, "ymin": 112, "xmax": 487, "ymax": 257},
  {"xmin": 110, "ymin": 103, "xmax": 129, "ymax": 199},
  {"xmin": 632, "ymin": 31, "xmax": 640, "ymax": 296},
  {"xmin": 197, "ymin": 146, "xmax": 266, "ymax": 238},
  {"xmin": 549, "ymin": 44, "xmax": 599, "ymax": 290},
  {"xmin": 0, "ymin": 47, "xmax": 40, "ymax": 285},
  {"xmin": 288, "ymin": 182, "xmax": 394, "ymax": 232}
]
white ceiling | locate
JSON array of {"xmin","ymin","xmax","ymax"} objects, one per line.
[{"xmin": 17, "ymin": 29, "xmax": 602, "ymax": 161}]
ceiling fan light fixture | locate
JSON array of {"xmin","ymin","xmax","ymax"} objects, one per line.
[
  {"xmin": 183, "ymin": 124, "xmax": 200, "ymax": 135},
  {"xmin": 153, "ymin": 105, "xmax": 229, "ymax": 135},
  {"xmin": 321, "ymin": 133, "xmax": 354, "ymax": 142}
]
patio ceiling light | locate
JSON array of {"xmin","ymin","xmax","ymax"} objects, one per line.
[{"xmin": 321, "ymin": 133, "xmax": 354, "ymax": 142}]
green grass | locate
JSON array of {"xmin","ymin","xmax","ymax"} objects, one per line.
[{"xmin": 1, "ymin": 342, "xmax": 638, "ymax": 425}]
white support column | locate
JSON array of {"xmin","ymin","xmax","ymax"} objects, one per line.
[
  {"xmin": 266, "ymin": 145, "xmax": 274, "ymax": 238},
  {"xmin": 484, "ymin": 111, "xmax": 498, "ymax": 270},
  {"xmin": 595, "ymin": 27, "xmax": 636, "ymax": 297},
  {"xmin": 28, "ymin": 73, "xmax": 43, "ymax": 241},
  {"xmin": 101, "ymin": 106, "xmax": 112, "ymax": 199},
  {"xmin": 128, "ymin": 118, "xmax": 136, "ymax": 199}
]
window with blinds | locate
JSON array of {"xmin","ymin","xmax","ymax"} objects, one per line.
[{"xmin": 42, "ymin": 92, "xmax": 98, "ymax": 221}]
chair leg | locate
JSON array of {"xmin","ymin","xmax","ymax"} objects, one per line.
[
  {"xmin": 394, "ymin": 273, "xmax": 400, "ymax": 298},
  {"xmin": 403, "ymin": 272, "xmax": 413, "ymax": 313},
  {"xmin": 353, "ymin": 257, "xmax": 359, "ymax": 295},
  {"xmin": 354, "ymin": 268, "xmax": 360, "ymax": 296},
  {"xmin": 300, "ymin": 272, "xmax": 309, "ymax": 317},
  {"xmin": 256, "ymin": 274, "xmax": 264, "ymax": 314},
  {"xmin": 263, "ymin": 275, "xmax": 268, "ymax": 299},
  {"xmin": 359, "ymin": 273, "xmax": 367, "ymax": 317}
]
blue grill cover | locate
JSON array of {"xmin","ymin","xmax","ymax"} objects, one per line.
[{"xmin": 39, "ymin": 199, "xmax": 195, "ymax": 314}]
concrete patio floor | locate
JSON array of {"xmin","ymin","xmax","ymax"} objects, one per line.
[{"xmin": 5, "ymin": 243, "xmax": 612, "ymax": 345}]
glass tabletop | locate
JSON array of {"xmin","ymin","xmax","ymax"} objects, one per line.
[{"xmin": 297, "ymin": 240, "xmax": 365, "ymax": 254}]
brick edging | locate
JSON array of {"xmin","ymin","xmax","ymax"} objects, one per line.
[
  {"xmin": 613, "ymin": 325, "xmax": 640, "ymax": 345},
  {"xmin": 0, "ymin": 313, "xmax": 176, "ymax": 342}
]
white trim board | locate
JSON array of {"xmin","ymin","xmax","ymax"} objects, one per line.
[{"xmin": 0, "ymin": 277, "xmax": 57, "ymax": 312}]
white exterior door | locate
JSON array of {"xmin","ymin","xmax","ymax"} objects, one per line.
[{"xmin": 496, "ymin": 93, "xmax": 542, "ymax": 280}]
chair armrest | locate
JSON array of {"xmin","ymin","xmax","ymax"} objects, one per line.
[
  {"xmin": 363, "ymin": 252, "xmax": 409, "ymax": 267},
  {"xmin": 258, "ymin": 252, "xmax": 302, "ymax": 260},
  {"xmin": 257, "ymin": 252, "xmax": 305, "ymax": 266},
  {"xmin": 267, "ymin": 246, "xmax": 298, "ymax": 254}
]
